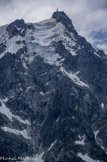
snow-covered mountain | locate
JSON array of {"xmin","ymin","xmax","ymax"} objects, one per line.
[{"xmin": 0, "ymin": 11, "xmax": 107, "ymax": 162}]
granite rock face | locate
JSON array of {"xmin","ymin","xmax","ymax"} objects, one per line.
[{"xmin": 0, "ymin": 11, "xmax": 107, "ymax": 162}]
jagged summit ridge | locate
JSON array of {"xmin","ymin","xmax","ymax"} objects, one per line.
[
  {"xmin": 6, "ymin": 19, "xmax": 27, "ymax": 38},
  {"xmin": 0, "ymin": 12, "xmax": 80, "ymax": 63}
]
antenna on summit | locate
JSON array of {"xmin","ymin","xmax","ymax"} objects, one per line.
[
  {"xmin": 56, "ymin": 8, "xmax": 59, "ymax": 22},
  {"xmin": 56, "ymin": 8, "xmax": 59, "ymax": 12}
]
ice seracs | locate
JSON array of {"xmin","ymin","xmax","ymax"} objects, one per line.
[
  {"xmin": 0, "ymin": 14, "xmax": 104, "ymax": 65},
  {"xmin": 0, "ymin": 17, "xmax": 79, "ymax": 63}
]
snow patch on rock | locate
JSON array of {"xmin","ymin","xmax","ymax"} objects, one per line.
[
  {"xmin": 0, "ymin": 99, "xmax": 30, "ymax": 125},
  {"xmin": 1, "ymin": 126, "xmax": 31, "ymax": 139},
  {"xmin": 0, "ymin": 34, "xmax": 25, "ymax": 59},
  {"xmin": 48, "ymin": 141, "xmax": 57, "ymax": 151},
  {"xmin": 75, "ymin": 135, "xmax": 85, "ymax": 145},
  {"xmin": 101, "ymin": 103, "xmax": 104, "ymax": 109},
  {"xmin": 78, "ymin": 153, "xmax": 101, "ymax": 162},
  {"xmin": 60, "ymin": 67, "xmax": 89, "ymax": 88}
]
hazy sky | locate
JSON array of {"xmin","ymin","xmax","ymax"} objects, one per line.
[{"xmin": 0, "ymin": 0, "xmax": 107, "ymax": 52}]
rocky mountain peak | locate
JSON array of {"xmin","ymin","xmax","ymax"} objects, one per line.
[
  {"xmin": 52, "ymin": 10, "xmax": 77, "ymax": 34},
  {"xmin": 96, "ymin": 48, "xmax": 106, "ymax": 57},
  {"xmin": 52, "ymin": 11, "xmax": 69, "ymax": 20},
  {"xmin": 6, "ymin": 19, "xmax": 27, "ymax": 38}
]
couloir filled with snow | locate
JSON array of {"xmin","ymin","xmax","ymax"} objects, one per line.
[{"xmin": 0, "ymin": 99, "xmax": 31, "ymax": 139}]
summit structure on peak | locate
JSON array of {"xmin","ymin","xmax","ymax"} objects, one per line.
[{"xmin": 52, "ymin": 10, "xmax": 77, "ymax": 34}]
